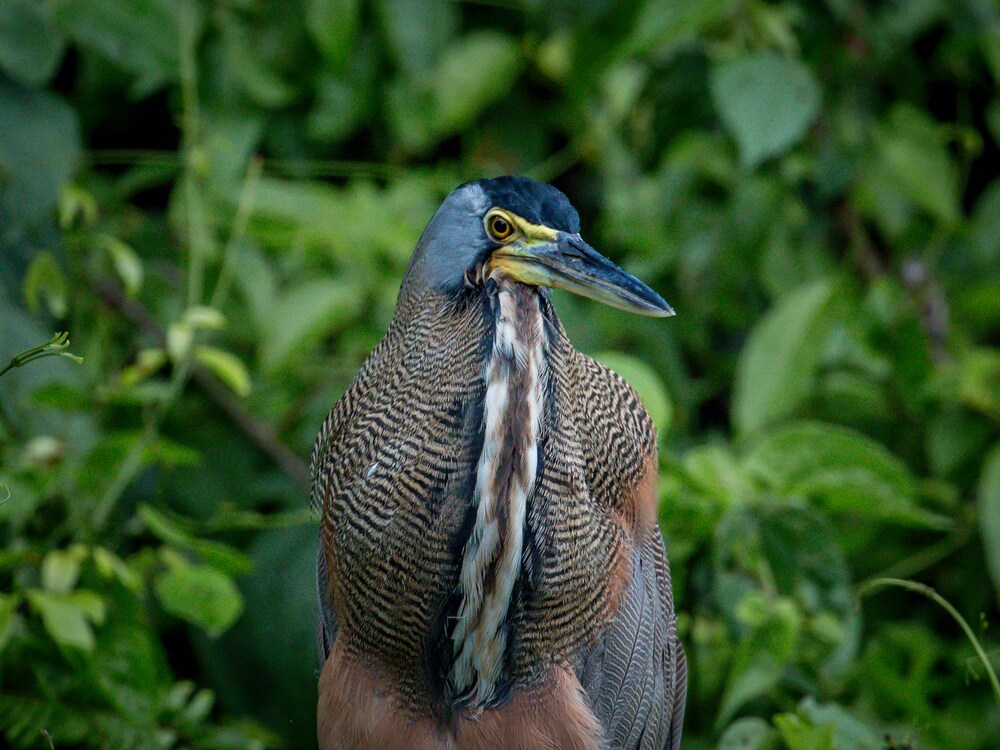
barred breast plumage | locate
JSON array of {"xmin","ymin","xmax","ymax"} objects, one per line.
[{"xmin": 312, "ymin": 176, "xmax": 685, "ymax": 750}]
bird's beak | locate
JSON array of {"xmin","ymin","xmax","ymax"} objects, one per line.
[{"xmin": 492, "ymin": 231, "xmax": 674, "ymax": 317}]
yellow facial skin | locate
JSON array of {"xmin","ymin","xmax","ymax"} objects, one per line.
[{"xmin": 485, "ymin": 209, "xmax": 674, "ymax": 318}]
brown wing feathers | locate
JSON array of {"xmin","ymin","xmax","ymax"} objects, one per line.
[{"xmin": 312, "ymin": 284, "xmax": 685, "ymax": 746}]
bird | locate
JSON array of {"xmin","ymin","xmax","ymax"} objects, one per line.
[{"xmin": 311, "ymin": 176, "xmax": 686, "ymax": 750}]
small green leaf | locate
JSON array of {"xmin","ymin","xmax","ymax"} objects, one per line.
[
  {"xmin": 27, "ymin": 589, "xmax": 106, "ymax": 651},
  {"xmin": 774, "ymin": 712, "xmax": 835, "ymax": 750},
  {"xmin": 154, "ymin": 556, "xmax": 244, "ymax": 638},
  {"xmin": 431, "ymin": 32, "xmax": 521, "ymax": 136},
  {"xmin": 92, "ymin": 547, "xmax": 142, "ymax": 591},
  {"xmin": 593, "ymin": 351, "xmax": 673, "ymax": 436},
  {"xmin": 53, "ymin": 0, "xmax": 182, "ymax": 97},
  {"xmin": 977, "ymin": 444, "xmax": 1000, "ymax": 598},
  {"xmin": 711, "ymin": 52, "xmax": 821, "ymax": 168},
  {"xmin": 261, "ymin": 279, "xmax": 364, "ymax": 372},
  {"xmin": 194, "ymin": 346, "xmax": 252, "ymax": 397},
  {"xmin": 718, "ymin": 717, "xmax": 778, "ymax": 750},
  {"xmin": 744, "ymin": 421, "xmax": 949, "ymax": 528},
  {"xmin": 870, "ymin": 104, "xmax": 960, "ymax": 225},
  {"xmin": 306, "ymin": 0, "xmax": 358, "ymax": 68},
  {"xmin": 183, "ymin": 306, "xmax": 227, "ymax": 329},
  {"xmin": 97, "ymin": 234, "xmax": 143, "ymax": 295},
  {"xmin": 23, "ymin": 251, "xmax": 67, "ymax": 318},
  {"xmin": 0, "ymin": 593, "xmax": 19, "ymax": 654},
  {"xmin": 0, "ymin": 0, "xmax": 65, "ymax": 87},
  {"xmin": 374, "ymin": 0, "xmax": 457, "ymax": 74},
  {"xmin": 140, "ymin": 505, "xmax": 252, "ymax": 576},
  {"xmin": 732, "ymin": 279, "xmax": 837, "ymax": 436},
  {"xmin": 717, "ymin": 598, "xmax": 801, "ymax": 725},
  {"xmin": 41, "ymin": 546, "xmax": 87, "ymax": 594}
]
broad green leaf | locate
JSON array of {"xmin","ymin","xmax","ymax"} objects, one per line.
[
  {"xmin": 774, "ymin": 712, "xmax": 835, "ymax": 750},
  {"xmin": 977, "ymin": 444, "xmax": 1000, "ymax": 598},
  {"xmin": 957, "ymin": 348, "xmax": 1000, "ymax": 418},
  {"xmin": 53, "ymin": 0, "xmax": 182, "ymax": 97},
  {"xmin": 868, "ymin": 104, "xmax": 960, "ymax": 226},
  {"xmin": 27, "ymin": 589, "xmax": 106, "ymax": 651},
  {"xmin": 796, "ymin": 698, "xmax": 882, "ymax": 750},
  {"xmin": 593, "ymin": 351, "xmax": 673, "ymax": 436},
  {"xmin": 711, "ymin": 53, "xmax": 821, "ymax": 168},
  {"xmin": 0, "ymin": 593, "xmax": 17, "ymax": 654},
  {"xmin": 41, "ymin": 546, "xmax": 87, "ymax": 594},
  {"xmin": 0, "ymin": 82, "xmax": 80, "ymax": 229},
  {"xmin": 717, "ymin": 597, "xmax": 801, "ymax": 725},
  {"xmin": 194, "ymin": 346, "xmax": 252, "ymax": 398},
  {"xmin": 375, "ymin": 0, "xmax": 457, "ymax": 74},
  {"xmin": 718, "ymin": 717, "xmax": 778, "ymax": 750},
  {"xmin": 306, "ymin": 0, "xmax": 358, "ymax": 69},
  {"xmin": 139, "ymin": 505, "xmax": 252, "ymax": 576},
  {"xmin": 92, "ymin": 547, "xmax": 141, "ymax": 591},
  {"xmin": 732, "ymin": 279, "xmax": 836, "ymax": 436},
  {"xmin": 154, "ymin": 556, "xmax": 244, "ymax": 638},
  {"xmin": 0, "ymin": 0, "xmax": 65, "ymax": 87},
  {"xmin": 627, "ymin": 0, "xmax": 739, "ymax": 57},
  {"xmin": 970, "ymin": 178, "xmax": 1000, "ymax": 267},
  {"xmin": 261, "ymin": 279, "xmax": 364, "ymax": 372},
  {"xmin": 744, "ymin": 421, "xmax": 949, "ymax": 528},
  {"xmin": 220, "ymin": 18, "xmax": 297, "ymax": 108},
  {"xmin": 96, "ymin": 234, "xmax": 143, "ymax": 295},
  {"xmin": 431, "ymin": 32, "xmax": 521, "ymax": 136},
  {"xmin": 23, "ymin": 251, "xmax": 67, "ymax": 318}
]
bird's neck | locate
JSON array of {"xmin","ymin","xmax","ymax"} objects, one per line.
[{"xmin": 448, "ymin": 277, "xmax": 548, "ymax": 709}]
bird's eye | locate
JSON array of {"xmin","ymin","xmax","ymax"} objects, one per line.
[{"xmin": 487, "ymin": 214, "xmax": 513, "ymax": 241}]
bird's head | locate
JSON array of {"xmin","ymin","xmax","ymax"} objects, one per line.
[{"xmin": 404, "ymin": 176, "xmax": 673, "ymax": 317}]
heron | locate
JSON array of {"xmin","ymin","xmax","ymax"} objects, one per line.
[{"xmin": 312, "ymin": 176, "xmax": 685, "ymax": 749}]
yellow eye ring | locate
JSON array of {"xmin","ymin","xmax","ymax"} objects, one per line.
[{"xmin": 487, "ymin": 213, "xmax": 514, "ymax": 241}]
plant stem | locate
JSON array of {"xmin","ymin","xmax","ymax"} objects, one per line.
[{"xmin": 858, "ymin": 577, "xmax": 1000, "ymax": 711}]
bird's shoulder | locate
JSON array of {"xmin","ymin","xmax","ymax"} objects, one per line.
[{"xmin": 559, "ymin": 347, "xmax": 659, "ymax": 533}]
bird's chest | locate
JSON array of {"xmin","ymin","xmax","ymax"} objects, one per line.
[{"xmin": 325, "ymin": 285, "xmax": 626, "ymax": 712}]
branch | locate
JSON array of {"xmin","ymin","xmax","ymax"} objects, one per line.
[{"xmin": 94, "ymin": 277, "xmax": 310, "ymax": 492}]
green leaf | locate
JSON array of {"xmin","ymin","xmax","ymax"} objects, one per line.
[
  {"xmin": 194, "ymin": 346, "xmax": 252, "ymax": 398},
  {"xmin": 718, "ymin": 717, "xmax": 778, "ymax": 750},
  {"xmin": 593, "ymin": 351, "xmax": 673, "ymax": 436},
  {"xmin": 154, "ymin": 555, "xmax": 244, "ymax": 638},
  {"xmin": 732, "ymin": 279, "xmax": 837, "ymax": 436},
  {"xmin": 744, "ymin": 421, "xmax": 950, "ymax": 528},
  {"xmin": 867, "ymin": 104, "xmax": 960, "ymax": 226},
  {"xmin": 139, "ymin": 505, "xmax": 252, "ymax": 576},
  {"xmin": 53, "ymin": 0, "xmax": 182, "ymax": 97},
  {"xmin": 27, "ymin": 589, "xmax": 106, "ymax": 651},
  {"xmin": 96, "ymin": 234, "xmax": 144, "ymax": 295},
  {"xmin": 796, "ymin": 698, "xmax": 882, "ymax": 750},
  {"xmin": 375, "ymin": 0, "xmax": 457, "ymax": 74},
  {"xmin": 41, "ymin": 546, "xmax": 88, "ymax": 594},
  {"xmin": 0, "ymin": 593, "xmax": 18, "ymax": 654},
  {"xmin": 774, "ymin": 712, "xmax": 835, "ymax": 750},
  {"xmin": 711, "ymin": 53, "xmax": 821, "ymax": 168},
  {"xmin": 978, "ymin": 444, "xmax": 1000, "ymax": 598},
  {"xmin": 23, "ymin": 251, "xmax": 68, "ymax": 318},
  {"xmin": 306, "ymin": 0, "xmax": 358, "ymax": 69},
  {"xmin": 717, "ymin": 597, "xmax": 801, "ymax": 725},
  {"xmin": 627, "ymin": 0, "xmax": 739, "ymax": 57},
  {"xmin": 0, "ymin": 0, "xmax": 65, "ymax": 87},
  {"xmin": 431, "ymin": 32, "xmax": 521, "ymax": 136},
  {"xmin": 261, "ymin": 279, "xmax": 364, "ymax": 372},
  {"xmin": 957, "ymin": 348, "xmax": 1000, "ymax": 418},
  {"xmin": 0, "ymin": 82, "xmax": 81, "ymax": 229}
]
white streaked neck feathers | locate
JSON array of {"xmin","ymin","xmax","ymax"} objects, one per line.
[{"xmin": 448, "ymin": 279, "xmax": 547, "ymax": 708}]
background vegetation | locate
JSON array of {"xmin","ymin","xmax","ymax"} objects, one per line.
[{"xmin": 1, "ymin": 0, "xmax": 999, "ymax": 748}]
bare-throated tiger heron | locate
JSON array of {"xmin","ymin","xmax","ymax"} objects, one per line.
[{"xmin": 311, "ymin": 176, "xmax": 686, "ymax": 749}]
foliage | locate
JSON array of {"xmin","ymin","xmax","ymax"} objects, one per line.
[{"xmin": 1, "ymin": 0, "xmax": 998, "ymax": 748}]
